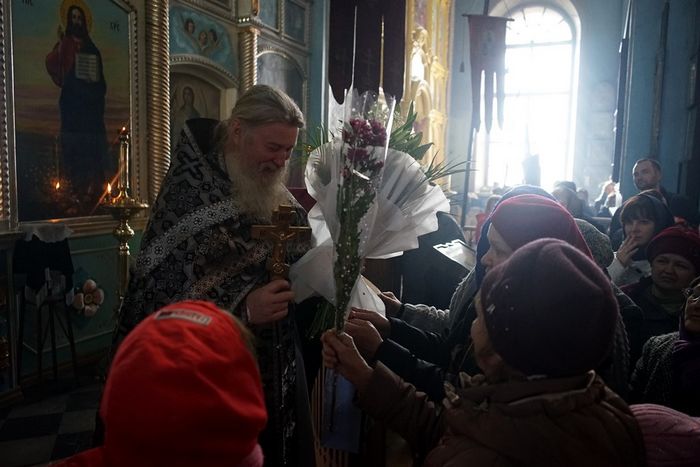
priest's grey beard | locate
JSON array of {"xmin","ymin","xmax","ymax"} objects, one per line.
[{"xmin": 226, "ymin": 151, "xmax": 289, "ymax": 221}]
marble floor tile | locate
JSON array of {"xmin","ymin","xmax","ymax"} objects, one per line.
[
  {"xmin": 0, "ymin": 413, "xmax": 62, "ymax": 441},
  {"xmin": 0, "ymin": 434, "xmax": 56, "ymax": 467}
]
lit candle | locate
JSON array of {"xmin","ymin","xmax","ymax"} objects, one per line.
[
  {"xmin": 107, "ymin": 182, "xmax": 112, "ymax": 197},
  {"xmin": 54, "ymin": 135, "xmax": 60, "ymax": 184},
  {"xmin": 55, "ymin": 181, "xmax": 60, "ymax": 190},
  {"xmin": 118, "ymin": 127, "xmax": 130, "ymax": 196}
]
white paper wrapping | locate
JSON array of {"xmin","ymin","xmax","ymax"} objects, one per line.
[{"xmin": 290, "ymin": 143, "xmax": 450, "ymax": 316}]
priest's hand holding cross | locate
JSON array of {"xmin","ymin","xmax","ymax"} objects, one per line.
[{"xmin": 245, "ymin": 205, "xmax": 311, "ymax": 325}]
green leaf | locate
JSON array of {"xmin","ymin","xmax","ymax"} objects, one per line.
[{"xmin": 388, "ymin": 101, "xmax": 432, "ymax": 161}]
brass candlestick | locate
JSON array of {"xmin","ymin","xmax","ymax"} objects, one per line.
[
  {"xmin": 103, "ymin": 197, "xmax": 148, "ymax": 301},
  {"xmin": 102, "ymin": 128, "xmax": 148, "ymax": 305}
]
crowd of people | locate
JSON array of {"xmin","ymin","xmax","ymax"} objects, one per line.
[{"xmin": 52, "ymin": 86, "xmax": 699, "ymax": 466}]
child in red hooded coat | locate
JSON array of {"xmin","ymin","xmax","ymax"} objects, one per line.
[{"xmin": 53, "ymin": 300, "xmax": 267, "ymax": 467}]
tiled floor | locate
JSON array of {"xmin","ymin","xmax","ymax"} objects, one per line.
[{"xmin": 0, "ymin": 381, "xmax": 101, "ymax": 467}]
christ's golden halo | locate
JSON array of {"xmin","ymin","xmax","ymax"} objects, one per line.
[{"xmin": 60, "ymin": 0, "xmax": 93, "ymax": 33}]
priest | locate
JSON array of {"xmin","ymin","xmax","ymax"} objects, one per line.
[{"xmin": 115, "ymin": 85, "xmax": 315, "ymax": 467}]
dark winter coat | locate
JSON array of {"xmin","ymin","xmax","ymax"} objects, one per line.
[{"xmin": 359, "ymin": 364, "xmax": 646, "ymax": 467}]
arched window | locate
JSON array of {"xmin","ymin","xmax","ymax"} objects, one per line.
[{"xmin": 475, "ymin": 3, "xmax": 579, "ymax": 191}]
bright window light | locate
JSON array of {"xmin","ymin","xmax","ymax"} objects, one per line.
[{"xmin": 475, "ymin": 5, "xmax": 578, "ymax": 191}]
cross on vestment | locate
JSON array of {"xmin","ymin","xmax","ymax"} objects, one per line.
[{"xmin": 250, "ymin": 205, "xmax": 311, "ymax": 281}]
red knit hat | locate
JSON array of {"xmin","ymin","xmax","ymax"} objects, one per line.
[
  {"xmin": 480, "ymin": 239, "xmax": 618, "ymax": 377},
  {"xmin": 489, "ymin": 194, "xmax": 593, "ymax": 259},
  {"xmin": 646, "ymin": 226, "xmax": 700, "ymax": 273},
  {"xmin": 98, "ymin": 300, "xmax": 267, "ymax": 466}
]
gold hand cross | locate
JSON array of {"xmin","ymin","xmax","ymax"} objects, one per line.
[{"xmin": 251, "ymin": 205, "xmax": 311, "ymax": 280}]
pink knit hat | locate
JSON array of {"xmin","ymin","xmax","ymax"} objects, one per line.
[{"xmin": 489, "ymin": 194, "xmax": 593, "ymax": 259}]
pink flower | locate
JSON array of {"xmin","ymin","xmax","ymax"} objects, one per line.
[
  {"xmin": 72, "ymin": 293, "xmax": 84, "ymax": 310},
  {"xmin": 343, "ymin": 118, "xmax": 370, "ymax": 144},
  {"xmin": 72, "ymin": 279, "xmax": 104, "ymax": 317},
  {"xmin": 368, "ymin": 120, "xmax": 387, "ymax": 146},
  {"xmin": 83, "ymin": 305, "xmax": 99, "ymax": 317},
  {"xmin": 343, "ymin": 118, "xmax": 387, "ymax": 147},
  {"xmin": 347, "ymin": 147, "xmax": 369, "ymax": 162}
]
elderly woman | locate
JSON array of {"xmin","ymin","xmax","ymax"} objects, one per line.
[
  {"xmin": 630, "ymin": 275, "xmax": 700, "ymax": 416},
  {"xmin": 323, "ymin": 239, "xmax": 645, "ymax": 466},
  {"xmin": 622, "ymin": 227, "xmax": 700, "ymax": 357},
  {"xmin": 346, "ymin": 193, "xmax": 608, "ymax": 402}
]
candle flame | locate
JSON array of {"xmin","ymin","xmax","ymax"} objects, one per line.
[
  {"xmin": 107, "ymin": 182, "xmax": 112, "ymax": 193},
  {"xmin": 55, "ymin": 181, "xmax": 60, "ymax": 190}
]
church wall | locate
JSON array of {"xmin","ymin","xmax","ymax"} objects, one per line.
[
  {"xmin": 169, "ymin": 0, "xmax": 241, "ymax": 155},
  {"xmin": 657, "ymin": 0, "xmax": 697, "ymax": 195},
  {"xmin": 621, "ymin": 0, "xmax": 699, "ymax": 199},
  {"xmin": 445, "ymin": 0, "xmax": 481, "ymax": 201},
  {"xmin": 446, "ymin": 0, "xmax": 627, "ymax": 199},
  {"xmin": 570, "ymin": 0, "xmax": 624, "ymax": 199},
  {"xmin": 18, "ymin": 232, "xmax": 142, "ymax": 378},
  {"xmin": 306, "ymin": 0, "xmax": 327, "ymax": 130},
  {"xmin": 0, "ymin": 0, "xmax": 171, "ymax": 395},
  {"xmin": 404, "ymin": 0, "xmax": 453, "ymax": 185},
  {"xmin": 1, "ymin": 0, "xmax": 325, "ymax": 391}
]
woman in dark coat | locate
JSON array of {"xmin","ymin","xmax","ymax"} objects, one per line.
[
  {"xmin": 623, "ymin": 226, "xmax": 700, "ymax": 364},
  {"xmin": 323, "ymin": 240, "xmax": 646, "ymax": 467},
  {"xmin": 346, "ymin": 193, "xmax": 603, "ymax": 402},
  {"xmin": 631, "ymin": 275, "xmax": 700, "ymax": 415}
]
